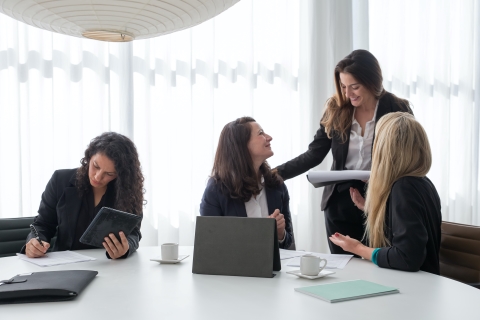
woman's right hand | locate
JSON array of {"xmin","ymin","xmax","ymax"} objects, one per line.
[
  {"xmin": 25, "ymin": 238, "xmax": 50, "ymax": 258},
  {"xmin": 350, "ymin": 187, "xmax": 365, "ymax": 211}
]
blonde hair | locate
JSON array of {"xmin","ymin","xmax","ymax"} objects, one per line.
[{"xmin": 364, "ymin": 112, "xmax": 432, "ymax": 247}]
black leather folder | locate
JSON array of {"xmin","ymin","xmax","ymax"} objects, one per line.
[
  {"xmin": 0, "ymin": 270, "xmax": 97, "ymax": 304},
  {"xmin": 192, "ymin": 216, "xmax": 281, "ymax": 278},
  {"xmin": 79, "ymin": 207, "xmax": 142, "ymax": 248}
]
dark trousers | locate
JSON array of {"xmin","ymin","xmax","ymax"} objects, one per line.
[{"xmin": 324, "ymin": 183, "xmax": 366, "ymax": 255}]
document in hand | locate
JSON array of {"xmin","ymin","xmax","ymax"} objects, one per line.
[
  {"xmin": 0, "ymin": 270, "xmax": 98, "ymax": 304},
  {"xmin": 306, "ymin": 170, "xmax": 370, "ymax": 188},
  {"xmin": 295, "ymin": 279, "xmax": 399, "ymax": 303}
]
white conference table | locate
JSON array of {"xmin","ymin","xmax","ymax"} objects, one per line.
[{"xmin": 1, "ymin": 246, "xmax": 479, "ymax": 319}]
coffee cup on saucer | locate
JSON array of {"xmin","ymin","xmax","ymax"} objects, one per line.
[
  {"xmin": 161, "ymin": 243, "xmax": 179, "ymax": 260},
  {"xmin": 300, "ymin": 254, "xmax": 327, "ymax": 276}
]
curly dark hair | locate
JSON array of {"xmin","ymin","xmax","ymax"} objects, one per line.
[
  {"xmin": 76, "ymin": 132, "xmax": 145, "ymax": 215},
  {"xmin": 212, "ymin": 117, "xmax": 282, "ymax": 202}
]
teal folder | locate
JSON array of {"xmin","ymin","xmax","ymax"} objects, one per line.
[{"xmin": 294, "ymin": 279, "xmax": 399, "ymax": 303}]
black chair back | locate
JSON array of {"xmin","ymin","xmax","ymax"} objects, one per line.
[{"xmin": 0, "ymin": 217, "xmax": 35, "ymax": 257}]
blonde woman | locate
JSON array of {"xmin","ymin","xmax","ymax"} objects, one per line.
[{"xmin": 329, "ymin": 113, "xmax": 442, "ymax": 274}]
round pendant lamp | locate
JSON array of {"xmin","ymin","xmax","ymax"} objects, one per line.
[{"xmin": 0, "ymin": 0, "xmax": 240, "ymax": 42}]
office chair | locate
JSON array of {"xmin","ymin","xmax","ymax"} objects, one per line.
[
  {"xmin": 0, "ymin": 217, "xmax": 35, "ymax": 257},
  {"xmin": 0, "ymin": 217, "xmax": 57, "ymax": 258},
  {"xmin": 439, "ymin": 221, "xmax": 480, "ymax": 289}
]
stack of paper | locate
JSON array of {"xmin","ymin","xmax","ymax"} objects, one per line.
[
  {"xmin": 280, "ymin": 250, "xmax": 353, "ymax": 269},
  {"xmin": 17, "ymin": 251, "xmax": 96, "ymax": 267}
]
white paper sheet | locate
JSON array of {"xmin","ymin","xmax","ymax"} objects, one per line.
[
  {"xmin": 17, "ymin": 251, "xmax": 96, "ymax": 267},
  {"xmin": 286, "ymin": 252, "xmax": 354, "ymax": 269},
  {"xmin": 279, "ymin": 249, "xmax": 311, "ymax": 260},
  {"xmin": 306, "ymin": 170, "xmax": 370, "ymax": 188}
]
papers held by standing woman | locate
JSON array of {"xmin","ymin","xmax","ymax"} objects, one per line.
[{"xmin": 307, "ymin": 170, "xmax": 371, "ymax": 188}]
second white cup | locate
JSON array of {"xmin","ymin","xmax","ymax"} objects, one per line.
[
  {"xmin": 300, "ymin": 254, "xmax": 327, "ymax": 276},
  {"xmin": 161, "ymin": 243, "xmax": 179, "ymax": 260}
]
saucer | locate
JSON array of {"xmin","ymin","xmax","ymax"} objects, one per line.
[
  {"xmin": 150, "ymin": 255, "xmax": 189, "ymax": 264},
  {"xmin": 286, "ymin": 269, "xmax": 335, "ymax": 280}
]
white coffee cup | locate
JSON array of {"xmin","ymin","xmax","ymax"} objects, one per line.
[
  {"xmin": 300, "ymin": 254, "xmax": 327, "ymax": 276},
  {"xmin": 161, "ymin": 243, "xmax": 179, "ymax": 260}
]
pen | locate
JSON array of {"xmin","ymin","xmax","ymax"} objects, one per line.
[{"xmin": 29, "ymin": 224, "xmax": 45, "ymax": 248}]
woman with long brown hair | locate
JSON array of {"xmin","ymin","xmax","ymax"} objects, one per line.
[
  {"xmin": 275, "ymin": 49, "xmax": 412, "ymax": 254},
  {"xmin": 329, "ymin": 112, "xmax": 442, "ymax": 274},
  {"xmin": 23, "ymin": 132, "xmax": 145, "ymax": 259},
  {"xmin": 200, "ymin": 117, "xmax": 294, "ymax": 249}
]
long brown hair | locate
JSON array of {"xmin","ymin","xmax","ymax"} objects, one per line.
[
  {"xmin": 76, "ymin": 132, "xmax": 145, "ymax": 215},
  {"xmin": 364, "ymin": 113, "xmax": 432, "ymax": 247},
  {"xmin": 211, "ymin": 117, "xmax": 282, "ymax": 202},
  {"xmin": 321, "ymin": 50, "xmax": 409, "ymax": 142}
]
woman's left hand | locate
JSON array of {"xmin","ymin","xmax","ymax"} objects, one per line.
[
  {"xmin": 329, "ymin": 232, "xmax": 375, "ymax": 260},
  {"xmin": 329, "ymin": 232, "xmax": 362, "ymax": 253},
  {"xmin": 103, "ymin": 231, "xmax": 129, "ymax": 259},
  {"xmin": 350, "ymin": 187, "xmax": 366, "ymax": 211},
  {"xmin": 269, "ymin": 209, "xmax": 286, "ymax": 240}
]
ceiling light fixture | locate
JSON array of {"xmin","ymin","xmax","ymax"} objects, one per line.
[{"xmin": 0, "ymin": 0, "xmax": 240, "ymax": 42}]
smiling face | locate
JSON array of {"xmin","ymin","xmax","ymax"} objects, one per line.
[
  {"xmin": 339, "ymin": 72, "xmax": 376, "ymax": 108},
  {"xmin": 247, "ymin": 122, "xmax": 274, "ymax": 168},
  {"xmin": 88, "ymin": 153, "xmax": 117, "ymax": 191}
]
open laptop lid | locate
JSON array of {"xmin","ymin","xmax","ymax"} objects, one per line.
[{"xmin": 192, "ymin": 216, "xmax": 281, "ymax": 278}]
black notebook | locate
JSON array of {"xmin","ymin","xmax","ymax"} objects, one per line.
[
  {"xmin": 0, "ymin": 270, "xmax": 98, "ymax": 304},
  {"xmin": 79, "ymin": 207, "xmax": 142, "ymax": 248}
]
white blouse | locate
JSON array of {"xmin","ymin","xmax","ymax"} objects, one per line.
[
  {"xmin": 344, "ymin": 101, "xmax": 379, "ymax": 170},
  {"xmin": 244, "ymin": 178, "xmax": 285, "ymax": 243},
  {"xmin": 244, "ymin": 185, "xmax": 269, "ymax": 218}
]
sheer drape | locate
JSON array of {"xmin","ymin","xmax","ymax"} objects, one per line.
[
  {"xmin": 0, "ymin": 1, "xmax": 316, "ymax": 248},
  {"xmin": 369, "ymin": 0, "xmax": 480, "ymax": 226},
  {"xmin": 3, "ymin": 0, "xmax": 478, "ymax": 254}
]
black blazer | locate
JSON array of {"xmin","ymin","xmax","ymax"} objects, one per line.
[
  {"xmin": 377, "ymin": 176, "xmax": 442, "ymax": 274},
  {"xmin": 276, "ymin": 91, "xmax": 412, "ymax": 210},
  {"xmin": 21, "ymin": 169, "xmax": 142, "ymax": 258},
  {"xmin": 200, "ymin": 177, "xmax": 293, "ymax": 249}
]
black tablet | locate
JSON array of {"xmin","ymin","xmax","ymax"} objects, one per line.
[{"xmin": 79, "ymin": 207, "xmax": 142, "ymax": 248}]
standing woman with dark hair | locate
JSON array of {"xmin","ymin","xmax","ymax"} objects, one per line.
[
  {"xmin": 275, "ymin": 49, "xmax": 412, "ymax": 254},
  {"xmin": 200, "ymin": 117, "xmax": 294, "ymax": 249},
  {"xmin": 23, "ymin": 132, "xmax": 145, "ymax": 259}
]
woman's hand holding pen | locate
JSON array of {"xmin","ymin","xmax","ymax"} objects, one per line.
[
  {"xmin": 25, "ymin": 238, "xmax": 50, "ymax": 258},
  {"xmin": 103, "ymin": 231, "xmax": 129, "ymax": 259},
  {"xmin": 269, "ymin": 209, "xmax": 286, "ymax": 240}
]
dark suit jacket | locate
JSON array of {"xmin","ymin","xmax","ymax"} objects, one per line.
[
  {"xmin": 276, "ymin": 91, "xmax": 413, "ymax": 210},
  {"xmin": 200, "ymin": 177, "xmax": 294, "ymax": 249},
  {"xmin": 377, "ymin": 176, "xmax": 442, "ymax": 274},
  {"xmin": 21, "ymin": 169, "xmax": 142, "ymax": 258}
]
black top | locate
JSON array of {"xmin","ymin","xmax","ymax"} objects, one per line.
[
  {"xmin": 275, "ymin": 91, "xmax": 413, "ymax": 210},
  {"xmin": 72, "ymin": 185, "xmax": 114, "ymax": 250},
  {"xmin": 376, "ymin": 176, "xmax": 442, "ymax": 274},
  {"xmin": 21, "ymin": 169, "xmax": 142, "ymax": 258},
  {"xmin": 200, "ymin": 177, "xmax": 294, "ymax": 249}
]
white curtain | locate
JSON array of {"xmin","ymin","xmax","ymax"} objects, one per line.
[
  {"xmin": 3, "ymin": 0, "xmax": 477, "ymax": 254},
  {"xmin": 369, "ymin": 0, "xmax": 480, "ymax": 226},
  {"xmin": 1, "ymin": 1, "xmax": 324, "ymax": 249}
]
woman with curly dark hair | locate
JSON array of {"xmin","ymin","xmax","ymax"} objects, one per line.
[
  {"xmin": 200, "ymin": 117, "xmax": 294, "ymax": 249},
  {"xmin": 23, "ymin": 132, "xmax": 145, "ymax": 259}
]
